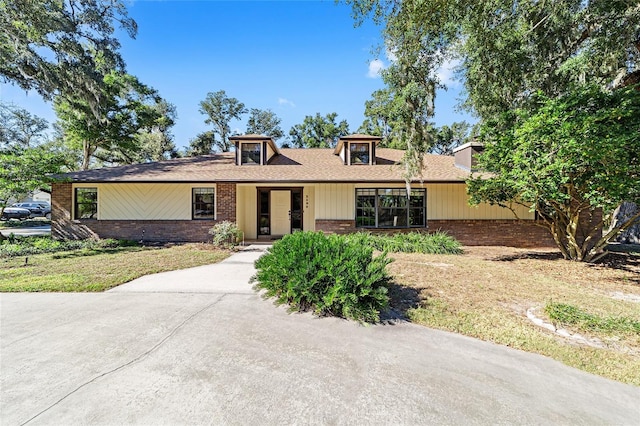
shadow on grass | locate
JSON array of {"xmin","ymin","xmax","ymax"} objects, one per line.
[
  {"xmin": 380, "ymin": 281, "xmax": 422, "ymax": 324},
  {"xmin": 490, "ymin": 251, "xmax": 564, "ymax": 262},
  {"xmin": 489, "ymin": 247, "xmax": 640, "ymax": 285},
  {"xmin": 52, "ymin": 246, "xmax": 147, "ymax": 260},
  {"xmin": 591, "ymin": 252, "xmax": 640, "ymax": 284}
]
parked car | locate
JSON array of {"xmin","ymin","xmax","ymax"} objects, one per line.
[
  {"xmin": 1, "ymin": 207, "xmax": 32, "ymax": 221},
  {"xmin": 11, "ymin": 202, "xmax": 51, "ymax": 219}
]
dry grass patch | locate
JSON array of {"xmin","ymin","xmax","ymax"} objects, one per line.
[
  {"xmin": 387, "ymin": 246, "xmax": 640, "ymax": 385},
  {"xmin": 0, "ymin": 243, "xmax": 230, "ymax": 292}
]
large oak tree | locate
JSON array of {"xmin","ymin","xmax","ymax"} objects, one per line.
[
  {"xmin": 347, "ymin": 0, "xmax": 640, "ymax": 261},
  {"xmin": 0, "ymin": 0, "xmax": 137, "ymax": 119}
]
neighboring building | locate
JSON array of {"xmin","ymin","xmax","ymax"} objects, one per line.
[
  {"xmin": 51, "ymin": 134, "xmax": 553, "ymax": 247},
  {"xmin": 21, "ymin": 190, "xmax": 51, "ymax": 204}
]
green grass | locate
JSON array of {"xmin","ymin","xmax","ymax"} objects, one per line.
[
  {"xmin": 0, "ymin": 241, "xmax": 230, "ymax": 292},
  {"xmin": 545, "ymin": 303, "xmax": 640, "ymax": 335}
]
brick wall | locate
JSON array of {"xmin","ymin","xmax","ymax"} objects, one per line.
[
  {"xmin": 64, "ymin": 220, "xmax": 217, "ymax": 242},
  {"xmin": 428, "ymin": 220, "xmax": 555, "ymax": 248},
  {"xmin": 51, "ymin": 182, "xmax": 238, "ymax": 242},
  {"xmin": 52, "ymin": 182, "xmax": 98, "ymax": 240},
  {"xmin": 315, "ymin": 218, "xmax": 555, "ymax": 248},
  {"xmin": 315, "ymin": 220, "xmax": 356, "ymax": 234},
  {"xmin": 216, "ymin": 183, "xmax": 236, "ymax": 221}
]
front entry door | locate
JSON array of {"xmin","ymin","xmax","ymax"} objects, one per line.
[{"xmin": 271, "ymin": 190, "xmax": 291, "ymax": 235}]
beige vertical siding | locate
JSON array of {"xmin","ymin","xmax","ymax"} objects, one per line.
[
  {"xmin": 236, "ymin": 185, "xmax": 257, "ymax": 239},
  {"xmin": 426, "ymin": 183, "xmax": 533, "ymax": 220},
  {"xmin": 312, "ymin": 182, "xmax": 533, "ymax": 221},
  {"xmin": 73, "ymin": 183, "xmax": 215, "ymax": 220},
  {"xmin": 314, "ymin": 183, "xmax": 355, "ymax": 219},
  {"xmin": 303, "ymin": 186, "xmax": 315, "ymax": 231}
]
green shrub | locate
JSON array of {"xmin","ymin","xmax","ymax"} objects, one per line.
[
  {"xmin": 252, "ymin": 231, "xmax": 392, "ymax": 323},
  {"xmin": 0, "ymin": 236, "xmax": 134, "ymax": 258},
  {"xmin": 209, "ymin": 221, "xmax": 242, "ymax": 248},
  {"xmin": 345, "ymin": 231, "xmax": 462, "ymax": 254}
]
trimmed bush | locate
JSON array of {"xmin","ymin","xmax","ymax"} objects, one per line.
[
  {"xmin": 346, "ymin": 231, "xmax": 462, "ymax": 254},
  {"xmin": 252, "ymin": 231, "xmax": 392, "ymax": 323},
  {"xmin": 209, "ymin": 221, "xmax": 242, "ymax": 248}
]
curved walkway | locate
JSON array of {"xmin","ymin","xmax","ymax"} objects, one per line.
[{"xmin": 1, "ymin": 246, "xmax": 639, "ymax": 425}]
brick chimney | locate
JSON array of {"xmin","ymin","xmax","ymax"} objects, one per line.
[{"xmin": 453, "ymin": 142, "xmax": 484, "ymax": 171}]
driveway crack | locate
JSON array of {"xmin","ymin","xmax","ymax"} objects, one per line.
[{"xmin": 19, "ymin": 294, "xmax": 226, "ymax": 426}]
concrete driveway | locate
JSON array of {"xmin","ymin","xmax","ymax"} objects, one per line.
[{"xmin": 2, "ymin": 246, "xmax": 639, "ymax": 425}]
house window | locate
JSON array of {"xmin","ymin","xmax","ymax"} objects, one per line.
[
  {"xmin": 350, "ymin": 143, "xmax": 370, "ymax": 165},
  {"xmin": 355, "ymin": 188, "xmax": 426, "ymax": 228},
  {"xmin": 193, "ymin": 188, "xmax": 215, "ymax": 219},
  {"xmin": 241, "ymin": 143, "xmax": 261, "ymax": 165},
  {"xmin": 75, "ymin": 188, "xmax": 97, "ymax": 219}
]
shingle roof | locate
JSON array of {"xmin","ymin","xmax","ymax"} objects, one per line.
[{"xmin": 62, "ymin": 148, "xmax": 471, "ymax": 183}]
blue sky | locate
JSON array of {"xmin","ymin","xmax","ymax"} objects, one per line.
[{"xmin": 0, "ymin": 0, "xmax": 474, "ymax": 151}]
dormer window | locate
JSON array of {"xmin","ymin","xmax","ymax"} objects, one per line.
[
  {"xmin": 350, "ymin": 143, "xmax": 370, "ymax": 165},
  {"xmin": 334, "ymin": 134, "xmax": 380, "ymax": 165},
  {"xmin": 241, "ymin": 143, "xmax": 261, "ymax": 165},
  {"xmin": 230, "ymin": 135, "xmax": 280, "ymax": 166}
]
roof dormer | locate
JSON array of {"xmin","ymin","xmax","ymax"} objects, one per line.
[
  {"xmin": 334, "ymin": 134, "xmax": 382, "ymax": 165},
  {"xmin": 229, "ymin": 134, "xmax": 280, "ymax": 166}
]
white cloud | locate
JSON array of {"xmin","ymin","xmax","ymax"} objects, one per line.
[
  {"xmin": 278, "ymin": 97, "xmax": 296, "ymax": 108},
  {"xmin": 367, "ymin": 59, "xmax": 385, "ymax": 78},
  {"xmin": 435, "ymin": 58, "xmax": 461, "ymax": 87}
]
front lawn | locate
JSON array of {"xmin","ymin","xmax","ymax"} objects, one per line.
[
  {"xmin": 387, "ymin": 246, "xmax": 640, "ymax": 386},
  {"xmin": 0, "ymin": 240, "xmax": 230, "ymax": 292}
]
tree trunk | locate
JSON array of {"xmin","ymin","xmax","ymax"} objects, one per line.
[
  {"xmin": 610, "ymin": 202, "xmax": 640, "ymax": 244},
  {"xmin": 82, "ymin": 140, "xmax": 91, "ymax": 170}
]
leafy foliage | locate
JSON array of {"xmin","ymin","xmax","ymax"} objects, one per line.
[
  {"xmin": 545, "ymin": 303, "xmax": 640, "ymax": 336},
  {"xmin": 346, "ymin": 0, "xmax": 640, "ymax": 181},
  {"xmin": 246, "ymin": 108, "xmax": 284, "ymax": 141},
  {"xmin": 358, "ymin": 88, "xmax": 406, "ymax": 149},
  {"xmin": 0, "ymin": 104, "xmax": 65, "ymax": 234},
  {"xmin": 252, "ymin": 231, "xmax": 392, "ymax": 323},
  {"xmin": 0, "ymin": 0, "xmax": 136, "ymax": 117},
  {"xmin": 54, "ymin": 71, "xmax": 167, "ymax": 170},
  {"xmin": 209, "ymin": 221, "xmax": 243, "ymax": 248},
  {"xmin": 347, "ymin": 0, "xmax": 640, "ymax": 118},
  {"xmin": 288, "ymin": 112, "xmax": 350, "ymax": 148},
  {"xmin": 0, "ymin": 235, "xmax": 132, "ymax": 258},
  {"xmin": 468, "ymin": 85, "xmax": 640, "ymax": 262},
  {"xmin": 133, "ymin": 99, "xmax": 179, "ymax": 162},
  {"xmin": 347, "ymin": 231, "xmax": 462, "ymax": 254},
  {"xmin": 429, "ymin": 122, "xmax": 472, "ymax": 156},
  {"xmin": 196, "ymin": 90, "xmax": 247, "ymax": 153},
  {"xmin": 0, "ymin": 102, "xmax": 49, "ymax": 149},
  {"xmin": 187, "ymin": 131, "xmax": 216, "ymax": 157}
]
